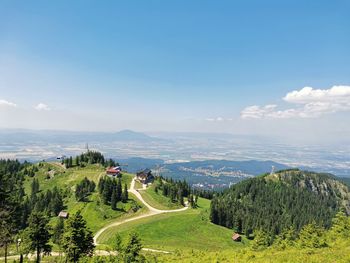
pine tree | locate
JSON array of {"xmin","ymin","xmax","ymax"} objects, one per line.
[
  {"xmin": 62, "ymin": 211, "xmax": 95, "ymax": 262},
  {"xmin": 115, "ymin": 233, "xmax": 123, "ymax": 253},
  {"xmin": 117, "ymin": 178, "xmax": 122, "ymax": 201},
  {"xmin": 273, "ymin": 226, "xmax": 296, "ymax": 249},
  {"xmin": 31, "ymin": 178, "xmax": 40, "ymax": 196},
  {"xmin": 0, "ymin": 211, "xmax": 13, "ymax": 263},
  {"xmin": 25, "ymin": 212, "xmax": 52, "ymax": 263},
  {"xmin": 75, "ymin": 156, "xmax": 80, "ymax": 166},
  {"xmin": 52, "ymin": 218, "xmax": 64, "ymax": 247},
  {"xmin": 252, "ymin": 229, "xmax": 271, "ymax": 250},
  {"xmin": 122, "ymin": 183, "xmax": 128, "ymax": 203},
  {"xmin": 178, "ymin": 189, "xmax": 184, "ymax": 206},
  {"xmin": 298, "ymin": 221, "xmax": 327, "ymax": 248},
  {"xmin": 69, "ymin": 156, "xmax": 73, "ymax": 168},
  {"xmin": 330, "ymin": 210, "xmax": 350, "ymax": 238},
  {"xmin": 111, "ymin": 188, "xmax": 117, "ymax": 210},
  {"xmin": 102, "ymin": 187, "xmax": 110, "ymax": 205},
  {"xmin": 124, "ymin": 232, "xmax": 143, "ymax": 262},
  {"xmin": 98, "ymin": 177, "xmax": 105, "ymax": 194}
]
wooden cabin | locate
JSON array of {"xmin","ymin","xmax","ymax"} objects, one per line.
[
  {"xmin": 232, "ymin": 233, "xmax": 241, "ymax": 242},
  {"xmin": 58, "ymin": 211, "xmax": 69, "ymax": 219},
  {"xmin": 136, "ymin": 169, "xmax": 154, "ymax": 184}
]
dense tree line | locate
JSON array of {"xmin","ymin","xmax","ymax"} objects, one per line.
[
  {"xmin": 250, "ymin": 210, "xmax": 350, "ymax": 251},
  {"xmin": 63, "ymin": 151, "xmax": 117, "ymax": 169},
  {"xmin": 23, "ymin": 165, "xmax": 39, "ymax": 177},
  {"xmin": 153, "ymin": 176, "xmax": 203, "ymax": 208},
  {"xmin": 75, "ymin": 177, "xmax": 96, "ymax": 201},
  {"xmin": 0, "ymin": 160, "xmax": 64, "ymax": 261},
  {"xmin": 210, "ymin": 171, "xmax": 342, "ymax": 238},
  {"xmin": 18, "ymin": 210, "xmax": 94, "ymax": 263},
  {"xmin": 192, "ymin": 188, "xmax": 214, "ymax": 200},
  {"xmin": 21, "ymin": 180, "xmax": 65, "ymax": 229},
  {"xmin": 154, "ymin": 176, "xmax": 190, "ymax": 206},
  {"xmin": 0, "ymin": 159, "xmax": 27, "ymax": 261},
  {"xmin": 98, "ymin": 176, "xmax": 128, "ymax": 209}
]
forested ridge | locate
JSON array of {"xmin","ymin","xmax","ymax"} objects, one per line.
[{"xmin": 210, "ymin": 169, "xmax": 350, "ymax": 236}]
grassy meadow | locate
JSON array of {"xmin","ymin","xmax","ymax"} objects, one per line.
[
  {"xmin": 138, "ymin": 183, "xmax": 183, "ymax": 210},
  {"xmin": 150, "ymin": 238, "xmax": 350, "ymax": 263},
  {"xmin": 97, "ymin": 198, "xmax": 245, "ymax": 252}
]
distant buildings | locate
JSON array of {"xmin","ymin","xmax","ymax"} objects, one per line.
[
  {"xmin": 136, "ymin": 169, "xmax": 154, "ymax": 184},
  {"xmin": 56, "ymin": 155, "xmax": 66, "ymax": 160}
]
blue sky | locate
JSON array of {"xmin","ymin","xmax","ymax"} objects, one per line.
[{"xmin": 0, "ymin": 1, "xmax": 349, "ymax": 141}]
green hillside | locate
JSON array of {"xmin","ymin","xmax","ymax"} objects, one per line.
[
  {"xmin": 23, "ymin": 162, "xmax": 142, "ymax": 233},
  {"xmin": 210, "ymin": 169, "xmax": 350, "ymax": 236},
  {"xmin": 138, "ymin": 183, "xmax": 183, "ymax": 210},
  {"xmin": 151, "ymin": 239, "xmax": 350, "ymax": 263},
  {"xmin": 97, "ymin": 197, "xmax": 247, "ymax": 252}
]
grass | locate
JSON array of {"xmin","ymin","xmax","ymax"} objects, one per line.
[
  {"xmin": 25, "ymin": 162, "xmax": 134, "ymax": 192},
  {"xmin": 138, "ymin": 183, "xmax": 183, "ymax": 210},
  {"xmin": 97, "ymin": 198, "xmax": 245, "ymax": 252},
  {"xmin": 151, "ymin": 240, "xmax": 350, "ymax": 263},
  {"xmin": 134, "ymin": 180, "xmax": 143, "ymax": 190}
]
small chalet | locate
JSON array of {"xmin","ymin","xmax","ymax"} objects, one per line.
[
  {"xmin": 136, "ymin": 169, "xmax": 154, "ymax": 184},
  {"xmin": 232, "ymin": 233, "xmax": 241, "ymax": 242},
  {"xmin": 58, "ymin": 211, "xmax": 69, "ymax": 219},
  {"xmin": 106, "ymin": 166, "xmax": 121, "ymax": 177}
]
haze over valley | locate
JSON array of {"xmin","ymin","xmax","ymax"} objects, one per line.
[{"xmin": 1, "ymin": 129, "xmax": 349, "ymax": 179}]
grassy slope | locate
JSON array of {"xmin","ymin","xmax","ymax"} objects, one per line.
[
  {"xmin": 98, "ymin": 198, "xmax": 246, "ymax": 252},
  {"xmin": 134, "ymin": 180, "xmax": 143, "ymax": 190},
  {"xmin": 24, "ymin": 162, "xmax": 140, "ymax": 233},
  {"xmin": 152, "ymin": 239, "xmax": 350, "ymax": 263},
  {"xmin": 138, "ymin": 184, "xmax": 183, "ymax": 210}
]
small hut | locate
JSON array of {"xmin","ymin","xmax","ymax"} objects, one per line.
[
  {"xmin": 58, "ymin": 211, "xmax": 69, "ymax": 219},
  {"xmin": 232, "ymin": 233, "xmax": 241, "ymax": 242}
]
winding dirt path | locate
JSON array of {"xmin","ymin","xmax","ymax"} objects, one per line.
[{"xmin": 93, "ymin": 177, "xmax": 188, "ymax": 245}]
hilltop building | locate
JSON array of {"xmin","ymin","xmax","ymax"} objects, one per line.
[
  {"xmin": 106, "ymin": 166, "xmax": 121, "ymax": 177},
  {"xmin": 136, "ymin": 169, "xmax": 154, "ymax": 184}
]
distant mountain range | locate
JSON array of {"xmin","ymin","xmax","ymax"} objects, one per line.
[
  {"xmin": 0, "ymin": 129, "xmax": 163, "ymax": 144},
  {"xmin": 0, "ymin": 128, "xmax": 348, "ymax": 178}
]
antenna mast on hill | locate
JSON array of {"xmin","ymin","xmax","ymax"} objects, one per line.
[
  {"xmin": 270, "ymin": 165, "xmax": 275, "ymax": 176},
  {"xmin": 85, "ymin": 143, "xmax": 89, "ymax": 153}
]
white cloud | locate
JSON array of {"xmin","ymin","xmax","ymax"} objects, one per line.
[
  {"xmin": 283, "ymin": 85, "xmax": 350, "ymax": 104},
  {"xmin": 34, "ymin": 103, "xmax": 51, "ymax": 111},
  {"xmin": 205, "ymin": 117, "xmax": 232, "ymax": 122},
  {"xmin": 0, "ymin": 99, "xmax": 17, "ymax": 107},
  {"xmin": 241, "ymin": 85, "xmax": 350, "ymax": 119}
]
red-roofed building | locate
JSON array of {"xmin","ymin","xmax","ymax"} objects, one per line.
[{"xmin": 106, "ymin": 166, "xmax": 121, "ymax": 177}]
